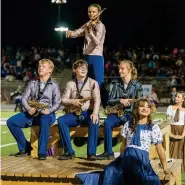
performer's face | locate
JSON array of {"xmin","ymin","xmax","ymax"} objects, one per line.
[
  {"xmin": 175, "ymin": 93, "xmax": 184, "ymax": 104},
  {"xmin": 118, "ymin": 63, "xmax": 131, "ymax": 78},
  {"xmin": 88, "ymin": 6, "xmax": 99, "ymax": 20},
  {"xmin": 73, "ymin": 64, "xmax": 88, "ymax": 78},
  {"xmin": 38, "ymin": 63, "xmax": 52, "ymax": 77},
  {"xmin": 138, "ymin": 102, "xmax": 151, "ymax": 118}
]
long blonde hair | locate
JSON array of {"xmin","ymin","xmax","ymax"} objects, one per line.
[
  {"xmin": 131, "ymin": 99, "xmax": 153, "ymax": 133},
  {"xmin": 118, "ymin": 60, "xmax": 137, "ymax": 80}
]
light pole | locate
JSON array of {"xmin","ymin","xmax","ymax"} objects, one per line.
[{"xmin": 51, "ymin": 0, "xmax": 67, "ymax": 30}]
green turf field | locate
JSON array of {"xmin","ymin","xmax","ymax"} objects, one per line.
[{"xmin": 1, "ymin": 111, "xmax": 185, "ymax": 183}]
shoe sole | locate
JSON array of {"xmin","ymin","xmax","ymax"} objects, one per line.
[
  {"xmin": 87, "ymin": 158, "xmax": 96, "ymax": 161},
  {"xmin": 97, "ymin": 156, "xmax": 115, "ymax": 160},
  {"xmin": 14, "ymin": 154, "xmax": 28, "ymax": 157},
  {"xmin": 58, "ymin": 156, "xmax": 75, "ymax": 160}
]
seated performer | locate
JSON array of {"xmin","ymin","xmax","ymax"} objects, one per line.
[
  {"xmin": 76, "ymin": 99, "xmax": 174, "ymax": 185},
  {"xmin": 7, "ymin": 59, "xmax": 61, "ymax": 160},
  {"xmin": 57, "ymin": 59, "xmax": 100, "ymax": 160},
  {"xmin": 97, "ymin": 59, "xmax": 143, "ymax": 160}
]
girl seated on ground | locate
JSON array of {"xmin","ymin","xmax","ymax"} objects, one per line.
[{"xmin": 76, "ymin": 98, "xmax": 175, "ymax": 185}]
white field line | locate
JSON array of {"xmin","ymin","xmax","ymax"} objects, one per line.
[
  {"xmin": 2, "ymin": 131, "xmax": 9, "ymax": 134},
  {"xmin": 1, "ymin": 142, "xmax": 16, "ymax": 148}
]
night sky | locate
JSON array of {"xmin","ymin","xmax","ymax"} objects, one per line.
[{"xmin": 2, "ymin": 0, "xmax": 185, "ymax": 48}]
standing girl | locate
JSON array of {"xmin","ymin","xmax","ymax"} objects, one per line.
[
  {"xmin": 66, "ymin": 4, "xmax": 106, "ymax": 87},
  {"xmin": 166, "ymin": 91, "xmax": 185, "ymax": 171}
]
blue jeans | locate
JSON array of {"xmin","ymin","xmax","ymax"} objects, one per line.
[
  {"xmin": 85, "ymin": 55, "xmax": 108, "ymax": 107},
  {"xmin": 57, "ymin": 111, "xmax": 99, "ymax": 156},
  {"xmin": 104, "ymin": 114, "xmax": 131, "ymax": 155},
  {"xmin": 7, "ymin": 112, "xmax": 56, "ymax": 155},
  {"xmin": 85, "ymin": 55, "xmax": 104, "ymax": 87}
]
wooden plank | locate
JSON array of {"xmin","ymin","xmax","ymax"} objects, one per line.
[
  {"xmin": 164, "ymin": 159, "xmax": 182, "ymax": 181},
  {"xmin": 163, "ymin": 132, "xmax": 170, "ymax": 160},
  {"xmin": 39, "ymin": 158, "xmax": 70, "ymax": 178},
  {"xmin": 2, "ymin": 157, "xmax": 28, "ymax": 171},
  {"xmin": 150, "ymin": 159, "xmax": 160, "ymax": 168},
  {"xmin": 4, "ymin": 157, "xmax": 36, "ymax": 176},
  {"xmin": 1, "ymin": 181, "xmax": 81, "ymax": 185}
]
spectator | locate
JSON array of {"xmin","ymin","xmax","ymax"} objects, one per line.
[
  {"xmin": 14, "ymin": 93, "xmax": 23, "ymax": 112},
  {"xmin": 170, "ymin": 87, "xmax": 177, "ymax": 105}
]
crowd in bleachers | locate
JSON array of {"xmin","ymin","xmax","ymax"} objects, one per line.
[
  {"xmin": 1, "ymin": 45, "xmax": 185, "ymax": 85},
  {"xmin": 103, "ymin": 46, "xmax": 185, "ymax": 86},
  {"xmin": 1, "ymin": 46, "xmax": 74, "ymax": 82}
]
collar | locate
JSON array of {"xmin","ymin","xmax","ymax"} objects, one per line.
[
  {"xmin": 77, "ymin": 80, "xmax": 84, "ymax": 84},
  {"xmin": 38, "ymin": 78, "xmax": 52, "ymax": 84}
]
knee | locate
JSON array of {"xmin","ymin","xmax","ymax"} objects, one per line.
[
  {"xmin": 7, "ymin": 117, "xmax": 13, "ymax": 127},
  {"xmin": 40, "ymin": 114, "xmax": 52, "ymax": 124},
  {"xmin": 89, "ymin": 119, "xmax": 99, "ymax": 127},
  {"xmin": 58, "ymin": 116, "xmax": 66, "ymax": 126},
  {"xmin": 104, "ymin": 119, "xmax": 112, "ymax": 128}
]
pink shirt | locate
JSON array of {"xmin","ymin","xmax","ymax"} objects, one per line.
[
  {"xmin": 61, "ymin": 78, "xmax": 101, "ymax": 114},
  {"xmin": 70, "ymin": 21, "xmax": 106, "ymax": 56}
]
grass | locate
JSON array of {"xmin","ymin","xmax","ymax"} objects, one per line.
[{"xmin": 1, "ymin": 111, "xmax": 16, "ymax": 118}]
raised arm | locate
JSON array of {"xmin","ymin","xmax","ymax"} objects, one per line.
[
  {"xmin": 67, "ymin": 27, "xmax": 85, "ymax": 38},
  {"xmin": 88, "ymin": 23, "xmax": 105, "ymax": 45}
]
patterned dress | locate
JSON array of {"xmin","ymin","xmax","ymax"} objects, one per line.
[{"xmin": 76, "ymin": 122, "xmax": 163, "ymax": 185}]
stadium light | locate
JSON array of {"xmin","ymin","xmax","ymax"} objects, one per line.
[
  {"xmin": 54, "ymin": 27, "xmax": 68, "ymax": 32},
  {"xmin": 51, "ymin": 0, "xmax": 67, "ymax": 4}
]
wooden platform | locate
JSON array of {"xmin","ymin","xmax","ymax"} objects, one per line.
[{"xmin": 1, "ymin": 156, "xmax": 182, "ymax": 185}]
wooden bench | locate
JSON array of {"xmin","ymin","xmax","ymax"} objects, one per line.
[
  {"xmin": 1, "ymin": 157, "xmax": 182, "ymax": 185},
  {"xmin": 30, "ymin": 122, "xmax": 122, "ymax": 157},
  {"xmin": 30, "ymin": 120, "xmax": 170, "ymax": 159}
]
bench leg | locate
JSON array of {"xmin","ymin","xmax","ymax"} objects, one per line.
[{"xmin": 175, "ymin": 173, "xmax": 181, "ymax": 185}]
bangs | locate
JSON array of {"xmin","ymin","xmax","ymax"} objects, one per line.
[
  {"xmin": 138, "ymin": 99, "xmax": 152, "ymax": 108},
  {"xmin": 72, "ymin": 60, "xmax": 88, "ymax": 69}
]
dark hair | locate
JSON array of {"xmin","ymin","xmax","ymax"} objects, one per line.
[
  {"xmin": 72, "ymin": 59, "xmax": 88, "ymax": 78},
  {"xmin": 72, "ymin": 59, "xmax": 88, "ymax": 69},
  {"xmin": 131, "ymin": 99, "xmax": 153, "ymax": 133}
]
